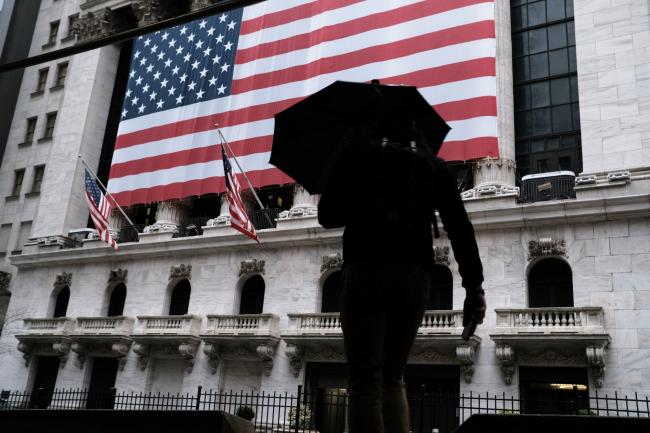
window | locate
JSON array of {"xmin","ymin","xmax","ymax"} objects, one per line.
[
  {"xmin": 0, "ymin": 224, "xmax": 11, "ymax": 255},
  {"xmin": 321, "ymin": 271, "xmax": 342, "ymax": 313},
  {"xmin": 106, "ymin": 283, "xmax": 126, "ymax": 316},
  {"xmin": 512, "ymin": 0, "xmax": 582, "ymax": 180},
  {"xmin": 42, "ymin": 112, "xmax": 57, "ymax": 139},
  {"xmin": 47, "ymin": 21, "xmax": 59, "ymax": 45},
  {"xmin": 24, "ymin": 117, "xmax": 37, "ymax": 143},
  {"xmin": 36, "ymin": 68, "xmax": 48, "ymax": 92},
  {"xmin": 239, "ymin": 275, "xmax": 265, "ymax": 314},
  {"xmin": 31, "ymin": 165, "xmax": 45, "ymax": 193},
  {"xmin": 11, "ymin": 169, "xmax": 25, "ymax": 196},
  {"xmin": 52, "ymin": 286, "xmax": 70, "ymax": 317},
  {"xmin": 528, "ymin": 258, "xmax": 573, "ymax": 307},
  {"xmin": 14, "ymin": 221, "xmax": 32, "ymax": 255},
  {"xmin": 168, "ymin": 279, "xmax": 191, "ymax": 315},
  {"xmin": 65, "ymin": 14, "xmax": 78, "ymax": 39},
  {"xmin": 53, "ymin": 62, "xmax": 68, "ymax": 87}
]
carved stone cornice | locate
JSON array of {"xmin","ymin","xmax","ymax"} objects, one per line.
[
  {"xmin": 285, "ymin": 344, "xmax": 304, "ymax": 378},
  {"xmin": 321, "ymin": 253, "xmax": 343, "ymax": 273},
  {"xmin": 132, "ymin": 0, "xmax": 166, "ymax": 26},
  {"xmin": 495, "ymin": 344, "xmax": 515, "ymax": 385},
  {"xmin": 70, "ymin": 339, "xmax": 132, "ymax": 370},
  {"xmin": 170, "ymin": 264, "xmax": 191, "ymax": 281},
  {"xmin": 132, "ymin": 342, "xmax": 150, "ymax": 371},
  {"xmin": 132, "ymin": 339, "xmax": 199, "ymax": 373},
  {"xmin": 109, "ymin": 268, "xmax": 128, "ymax": 284},
  {"xmin": 178, "ymin": 341, "xmax": 200, "ymax": 373},
  {"xmin": 409, "ymin": 347, "xmax": 449, "ymax": 363},
  {"xmin": 433, "ymin": 246, "xmax": 450, "ymax": 266},
  {"xmin": 72, "ymin": 8, "xmax": 120, "ymax": 43},
  {"xmin": 586, "ymin": 344, "xmax": 607, "ymax": 388},
  {"xmin": 240, "ymin": 259, "xmax": 265, "ymax": 276},
  {"xmin": 0, "ymin": 271, "xmax": 11, "ymax": 296},
  {"xmin": 528, "ymin": 238, "xmax": 567, "ymax": 261},
  {"xmin": 456, "ymin": 344, "xmax": 476, "ymax": 384},
  {"xmin": 17, "ymin": 339, "xmax": 71, "ymax": 368},
  {"xmin": 203, "ymin": 343, "xmax": 221, "ymax": 374},
  {"xmin": 190, "ymin": 0, "xmax": 212, "ymax": 11},
  {"xmin": 55, "ymin": 272, "xmax": 72, "ymax": 288},
  {"xmin": 256, "ymin": 343, "xmax": 275, "ymax": 376}
]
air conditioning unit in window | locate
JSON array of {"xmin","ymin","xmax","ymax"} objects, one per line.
[{"xmin": 519, "ymin": 171, "xmax": 576, "ymax": 203}]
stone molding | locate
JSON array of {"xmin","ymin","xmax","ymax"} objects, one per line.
[
  {"xmin": 279, "ymin": 185, "xmax": 318, "ymax": 220},
  {"xmin": 495, "ymin": 344, "xmax": 516, "ymax": 385},
  {"xmin": 144, "ymin": 201, "xmax": 188, "ymax": 234},
  {"xmin": 203, "ymin": 343, "xmax": 221, "ymax": 374},
  {"xmin": 433, "ymin": 246, "xmax": 450, "ymax": 266},
  {"xmin": 461, "ymin": 158, "xmax": 519, "ymax": 199},
  {"xmin": 132, "ymin": 340, "xmax": 199, "ymax": 373},
  {"xmin": 17, "ymin": 339, "xmax": 71, "ymax": 368},
  {"xmin": 527, "ymin": 238, "xmax": 567, "ymax": 261},
  {"xmin": 321, "ymin": 253, "xmax": 343, "ymax": 273},
  {"xmin": 586, "ymin": 344, "xmax": 607, "ymax": 388},
  {"xmin": 108, "ymin": 268, "xmax": 128, "ymax": 284},
  {"xmin": 72, "ymin": 8, "xmax": 113, "ymax": 43},
  {"xmin": 256, "ymin": 343, "xmax": 276, "ymax": 376},
  {"xmin": 202, "ymin": 342, "xmax": 277, "ymax": 375},
  {"xmin": 170, "ymin": 264, "xmax": 192, "ymax": 281},
  {"xmin": 55, "ymin": 272, "xmax": 72, "ymax": 288},
  {"xmin": 456, "ymin": 344, "xmax": 476, "ymax": 384},
  {"xmin": 190, "ymin": 0, "xmax": 213, "ymax": 11},
  {"xmin": 70, "ymin": 340, "xmax": 132, "ymax": 370},
  {"xmin": 240, "ymin": 259, "xmax": 265, "ymax": 276}
]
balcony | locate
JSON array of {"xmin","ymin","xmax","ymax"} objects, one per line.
[
  {"xmin": 490, "ymin": 307, "xmax": 611, "ymax": 387},
  {"xmin": 130, "ymin": 315, "xmax": 202, "ymax": 372},
  {"xmin": 15, "ymin": 318, "xmax": 75, "ymax": 367},
  {"xmin": 200, "ymin": 314, "xmax": 281, "ymax": 375},
  {"xmin": 282, "ymin": 311, "xmax": 479, "ymax": 382},
  {"xmin": 70, "ymin": 317, "xmax": 135, "ymax": 369}
]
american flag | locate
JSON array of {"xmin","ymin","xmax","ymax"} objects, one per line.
[
  {"xmin": 85, "ymin": 169, "xmax": 118, "ymax": 250},
  {"xmin": 221, "ymin": 144, "xmax": 259, "ymax": 242},
  {"xmin": 107, "ymin": 0, "xmax": 498, "ymax": 207}
]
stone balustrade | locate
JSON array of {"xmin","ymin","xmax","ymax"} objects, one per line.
[
  {"xmin": 75, "ymin": 316, "xmax": 134, "ymax": 335},
  {"xmin": 135, "ymin": 315, "xmax": 201, "ymax": 335},
  {"xmin": 495, "ymin": 307, "xmax": 605, "ymax": 333},
  {"xmin": 419, "ymin": 310, "xmax": 464, "ymax": 334},
  {"xmin": 286, "ymin": 313, "xmax": 343, "ymax": 335},
  {"xmin": 204, "ymin": 314, "xmax": 279, "ymax": 336},
  {"xmin": 22, "ymin": 317, "xmax": 75, "ymax": 334}
]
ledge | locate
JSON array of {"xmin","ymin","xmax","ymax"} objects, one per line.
[
  {"xmin": 49, "ymin": 84, "xmax": 65, "ymax": 92},
  {"xmin": 37, "ymin": 137, "xmax": 53, "ymax": 144},
  {"xmin": 41, "ymin": 42, "xmax": 55, "ymax": 49},
  {"xmin": 8, "ymin": 192, "xmax": 650, "ymax": 269},
  {"xmin": 60, "ymin": 35, "xmax": 75, "ymax": 43},
  {"xmin": 30, "ymin": 90, "xmax": 44, "ymax": 98},
  {"xmin": 17, "ymin": 141, "xmax": 32, "ymax": 148},
  {"xmin": 4, "ymin": 195, "xmax": 19, "ymax": 202},
  {"xmin": 25, "ymin": 191, "xmax": 41, "ymax": 198}
]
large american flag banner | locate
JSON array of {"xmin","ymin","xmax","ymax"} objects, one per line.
[
  {"xmin": 85, "ymin": 169, "xmax": 118, "ymax": 250},
  {"xmin": 107, "ymin": 0, "xmax": 498, "ymax": 207}
]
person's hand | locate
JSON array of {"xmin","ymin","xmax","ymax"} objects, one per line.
[{"xmin": 463, "ymin": 288, "xmax": 486, "ymax": 327}]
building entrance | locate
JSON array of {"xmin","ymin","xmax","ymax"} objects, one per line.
[
  {"xmin": 519, "ymin": 366, "xmax": 589, "ymax": 415},
  {"xmin": 29, "ymin": 356, "xmax": 60, "ymax": 408},
  {"xmin": 87, "ymin": 357, "xmax": 119, "ymax": 408}
]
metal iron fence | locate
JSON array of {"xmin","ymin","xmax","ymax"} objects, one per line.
[
  {"xmin": 251, "ymin": 208, "xmax": 282, "ymax": 230},
  {"xmin": 173, "ymin": 217, "xmax": 211, "ymax": 238},
  {"xmin": 1, "ymin": 387, "xmax": 649, "ymax": 433}
]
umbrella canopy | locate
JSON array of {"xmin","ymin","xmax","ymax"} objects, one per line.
[{"xmin": 270, "ymin": 80, "xmax": 450, "ymax": 194}]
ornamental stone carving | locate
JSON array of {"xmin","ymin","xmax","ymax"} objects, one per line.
[
  {"xmin": 285, "ymin": 345, "xmax": 304, "ymax": 377},
  {"xmin": 71, "ymin": 342, "xmax": 89, "ymax": 369},
  {"xmin": 190, "ymin": 0, "xmax": 212, "ymax": 11},
  {"xmin": 528, "ymin": 238, "xmax": 567, "ymax": 261},
  {"xmin": 55, "ymin": 272, "xmax": 72, "ymax": 288},
  {"xmin": 203, "ymin": 343, "xmax": 221, "ymax": 374},
  {"xmin": 240, "ymin": 259, "xmax": 265, "ymax": 276},
  {"xmin": 517, "ymin": 348, "xmax": 582, "ymax": 365},
  {"xmin": 0, "ymin": 271, "xmax": 11, "ymax": 296},
  {"xmin": 460, "ymin": 158, "xmax": 519, "ymax": 199},
  {"xmin": 170, "ymin": 264, "xmax": 192, "ymax": 281},
  {"xmin": 70, "ymin": 341, "xmax": 132, "ymax": 370},
  {"xmin": 456, "ymin": 344, "xmax": 476, "ymax": 384},
  {"xmin": 279, "ymin": 185, "xmax": 318, "ymax": 220},
  {"xmin": 321, "ymin": 253, "xmax": 343, "ymax": 273},
  {"xmin": 132, "ymin": 0, "xmax": 167, "ymax": 26},
  {"xmin": 17, "ymin": 342, "xmax": 34, "ymax": 366},
  {"xmin": 433, "ymin": 246, "xmax": 450, "ymax": 266},
  {"xmin": 409, "ymin": 348, "xmax": 449, "ymax": 363},
  {"xmin": 495, "ymin": 344, "xmax": 515, "ymax": 385},
  {"xmin": 133, "ymin": 343, "xmax": 150, "ymax": 371},
  {"xmin": 72, "ymin": 8, "xmax": 113, "ymax": 43},
  {"xmin": 586, "ymin": 344, "xmax": 607, "ymax": 388},
  {"xmin": 109, "ymin": 268, "xmax": 128, "ymax": 284},
  {"xmin": 178, "ymin": 341, "xmax": 200, "ymax": 373},
  {"xmin": 256, "ymin": 344, "xmax": 275, "ymax": 376},
  {"xmin": 17, "ymin": 340, "xmax": 71, "ymax": 368}
]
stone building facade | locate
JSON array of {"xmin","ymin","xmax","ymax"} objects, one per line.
[{"xmin": 0, "ymin": 0, "xmax": 649, "ymax": 416}]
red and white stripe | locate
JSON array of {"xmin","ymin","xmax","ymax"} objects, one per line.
[
  {"xmin": 108, "ymin": 0, "xmax": 498, "ymax": 207},
  {"xmin": 225, "ymin": 160, "xmax": 259, "ymax": 242},
  {"xmin": 85, "ymin": 192, "xmax": 118, "ymax": 250}
]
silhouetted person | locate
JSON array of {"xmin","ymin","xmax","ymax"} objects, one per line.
[{"xmin": 318, "ymin": 125, "xmax": 485, "ymax": 433}]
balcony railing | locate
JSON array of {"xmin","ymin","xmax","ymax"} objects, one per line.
[
  {"xmin": 251, "ymin": 208, "xmax": 281, "ymax": 230},
  {"xmin": 418, "ymin": 310, "xmax": 464, "ymax": 334},
  {"xmin": 173, "ymin": 217, "xmax": 211, "ymax": 238},
  {"xmin": 134, "ymin": 315, "xmax": 201, "ymax": 335},
  {"xmin": 204, "ymin": 314, "xmax": 279, "ymax": 336},
  {"xmin": 118, "ymin": 224, "xmax": 145, "ymax": 243},
  {"xmin": 75, "ymin": 317, "xmax": 134, "ymax": 335},
  {"xmin": 22, "ymin": 318, "xmax": 75, "ymax": 334},
  {"xmin": 495, "ymin": 307, "xmax": 605, "ymax": 333}
]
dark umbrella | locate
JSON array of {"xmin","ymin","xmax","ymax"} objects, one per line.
[{"xmin": 270, "ymin": 80, "xmax": 450, "ymax": 194}]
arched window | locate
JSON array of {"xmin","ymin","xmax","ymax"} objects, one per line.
[
  {"xmin": 168, "ymin": 279, "xmax": 191, "ymax": 315},
  {"xmin": 106, "ymin": 283, "xmax": 126, "ymax": 317},
  {"xmin": 528, "ymin": 258, "xmax": 573, "ymax": 308},
  {"xmin": 52, "ymin": 286, "xmax": 70, "ymax": 318},
  {"xmin": 239, "ymin": 275, "xmax": 265, "ymax": 314},
  {"xmin": 321, "ymin": 271, "xmax": 342, "ymax": 313},
  {"xmin": 427, "ymin": 265, "xmax": 453, "ymax": 310}
]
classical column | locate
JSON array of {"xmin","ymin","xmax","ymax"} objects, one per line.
[
  {"xmin": 279, "ymin": 185, "xmax": 318, "ymax": 219},
  {"xmin": 108, "ymin": 208, "xmax": 128, "ymax": 240},
  {"xmin": 143, "ymin": 201, "xmax": 188, "ymax": 234},
  {"xmin": 207, "ymin": 193, "xmax": 231, "ymax": 226},
  {"xmin": 462, "ymin": 1, "xmax": 518, "ymax": 199}
]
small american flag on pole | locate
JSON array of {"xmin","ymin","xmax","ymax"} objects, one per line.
[
  {"xmin": 85, "ymin": 169, "xmax": 118, "ymax": 250},
  {"xmin": 221, "ymin": 144, "xmax": 259, "ymax": 242}
]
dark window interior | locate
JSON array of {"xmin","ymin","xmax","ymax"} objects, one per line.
[
  {"xmin": 29, "ymin": 356, "xmax": 60, "ymax": 408},
  {"xmin": 168, "ymin": 279, "xmax": 191, "ymax": 315},
  {"xmin": 107, "ymin": 283, "xmax": 126, "ymax": 317},
  {"xmin": 239, "ymin": 275, "xmax": 265, "ymax": 314},
  {"xmin": 528, "ymin": 258, "xmax": 573, "ymax": 307},
  {"xmin": 321, "ymin": 271, "xmax": 342, "ymax": 313},
  {"xmin": 427, "ymin": 265, "xmax": 453, "ymax": 310},
  {"xmin": 52, "ymin": 286, "xmax": 70, "ymax": 318},
  {"xmin": 519, "ymin": 366, "xmax": 589, "ymax": 414}
]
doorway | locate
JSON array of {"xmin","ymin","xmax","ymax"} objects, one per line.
[
  {"xmin": 87, "ymin": 357, "xmax": 119, "ymax": 408},
  {"xmin": 29, "ymin": 356, "xmax": 60, "ymax": 408},
  {"xmin": 519, "ymin": 366, "xmax": 589, "ymax": 414}
]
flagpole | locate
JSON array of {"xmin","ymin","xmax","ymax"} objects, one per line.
[
  {"xmin": 78, "ymin": 156, "xmax": 136, "ymax": 227},
  {"xmin": 215, "ymin": 125, "xmax": 268, "ymax": 211}
]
